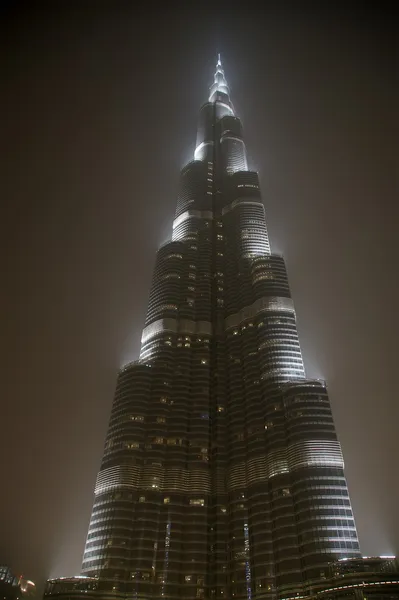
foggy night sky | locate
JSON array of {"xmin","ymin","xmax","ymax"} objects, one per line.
[{"xmin": 1, "ymin": 0, "xmax": 398, "ymax": 591}]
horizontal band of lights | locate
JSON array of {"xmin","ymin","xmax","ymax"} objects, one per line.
[
  {"xmin": 283, "ymin": 379, "xmax": 327, "ymax": 392},
  {"xmin": 118, "ymin": 360, "xmax": 144, "ymax": 373},
  {"xmin": 317, "ymin": 581, "xmax": 399, "ymax": 594},
  {"xmin": 280, "ymin": 580, "xmax": 399, "ymax": 600},
  {"xmin": 227, "ymin": 451, "xmax": 289, "ymax": 489},
  {"xmin": 216, "ymin": 101, "xmax": 234, "ymax": 114},
  {"xmin": 95, "ymin": 465, "xmax": 212, "ymax": 495},
  {"xmin": 194, "ymin": 141, "xmax": 214, "ymax": 160},
  {"xmin": 220, "ymin": 133, "xmax": 243, "ymax": 144},
  {"xmin": 222, "ymin": 197, "xmax": 264, "ymax": 216},
  {"xmin": 287, "ymin": 440, "xmax": 344, "ymax": 471},
  {"xmin": 225, "ymin": 296, "xmax": 295, "ymax": 329},
  {"xmin": 141, "ymin": 317, "xmax": 212, "ymax": 345},
  {"xmin": 172, "ymin": 209, "xmax": 213, "ymax": 230},
  {"xmin": 46, "ymin": 577, "xmax": 94, "ymax": 583}
]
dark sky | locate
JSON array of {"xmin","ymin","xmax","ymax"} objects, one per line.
[{"xmin": 1, "ymin": 0, "xmax": 397, "ymax": 591}]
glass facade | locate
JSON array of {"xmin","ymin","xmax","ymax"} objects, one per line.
[{"xmin": 48, "ymin": 57, "xmax": 368, "ymax": 600}]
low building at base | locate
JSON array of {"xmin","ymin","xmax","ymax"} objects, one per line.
[
  {"xmin": 287, "ymin": 557, "xmax": 399, "ymax": 600},
  {"xmin": 42, "ymin": 557, "xmax": 399, "ymax": 600}
]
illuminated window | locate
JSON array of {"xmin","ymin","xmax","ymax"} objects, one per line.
[
  {"xmin": 125, "ymin": 442, "xmax": 139, "ymax": 449},
  {"xmin": 190, "ymin": 498, "xmax": 205, "ymax": 506},
  {"xmin": 157, "ymin": 417, "xmax": 166, "ymax": 424},
  {"xmin": 139, "ymin": 496, "xmax": 145, "ymax": 503},
  {"xmin": 164, "ymin": 497, "xmax": 170, "ymax": 504},
  {"xmin": 185, "ymin": 576, "xmax": 191, "ymax": 582},
  {"xmin": 131, "ymin": 415, "xmax": 144, "ymax": 422},
  {"xmin": 254, "ymin": 272, "xmax": 274, "ymax": 283},
  {"xmin": 217, "ymin": 406, "xmax": 224, "ymax": 413},
  {"xmin": 156, "ymin": 304, "xmax": 178, "ymax": 312},
  {"xmin": 201, "ymin": 358, "xmax": 208, "ymax": 365}
]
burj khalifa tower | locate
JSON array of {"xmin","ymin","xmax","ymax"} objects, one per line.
[{"xmin": 45, "ymin": 56, "xmax": 362, "ymax": 600}]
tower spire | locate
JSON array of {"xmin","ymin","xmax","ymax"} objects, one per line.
[{"xmin": 209, "ymin": 52, "xmax": 230, "ymax": 102}]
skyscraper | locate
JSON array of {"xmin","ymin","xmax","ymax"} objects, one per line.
[{"xmin": 52, "ymin": 57, "xmax": 363, "ymax": 600}]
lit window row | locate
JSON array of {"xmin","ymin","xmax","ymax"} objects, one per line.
[{"xmin": 152, "ymin": 438, "xmax": 184, "ymax": 445}]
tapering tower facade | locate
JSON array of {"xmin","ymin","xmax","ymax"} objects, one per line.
[{"xmin": 80, "ymin": 56, "xmax": 360, "ymax": 600}]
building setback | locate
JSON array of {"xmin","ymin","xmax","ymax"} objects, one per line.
[{"xmin": 44, "ymin": 57, "xmax": 393, "ymax": 600}]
